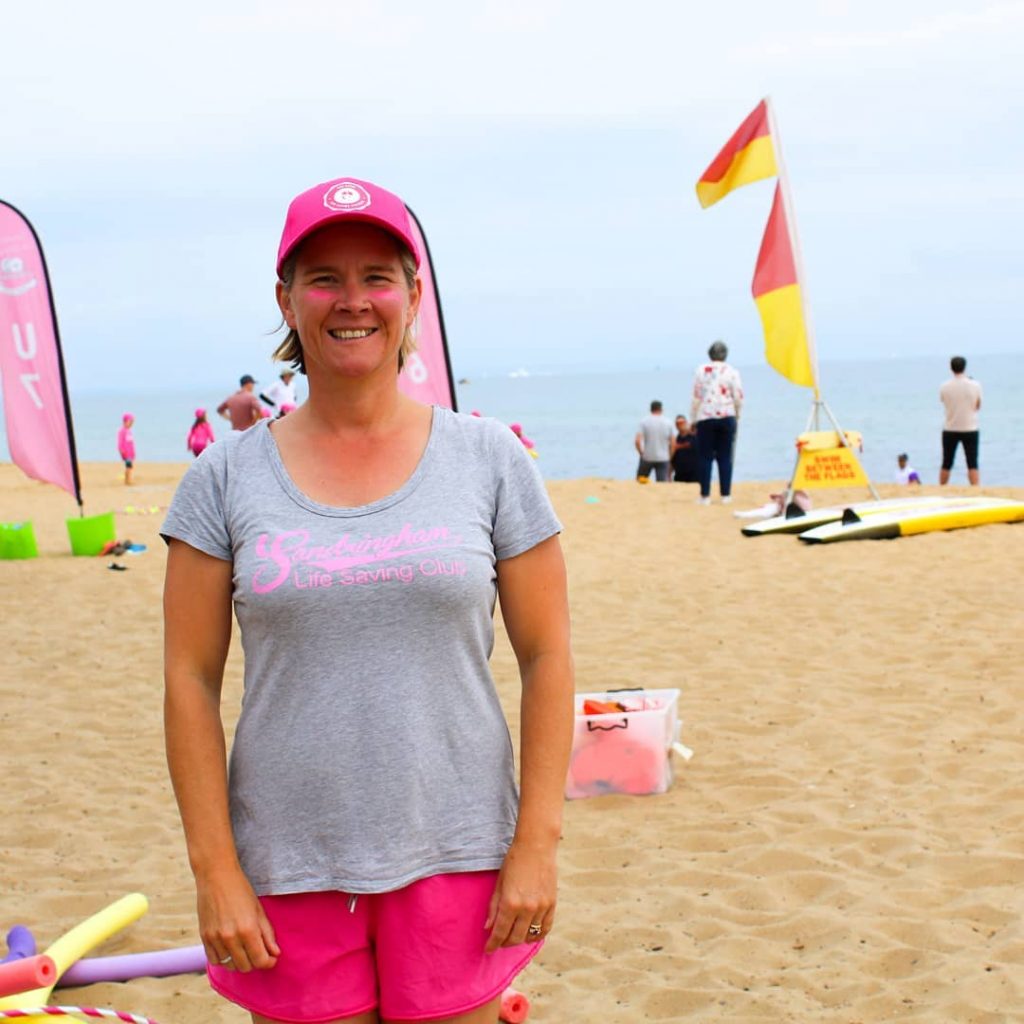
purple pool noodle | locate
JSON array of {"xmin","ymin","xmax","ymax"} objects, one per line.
[
  {"xmin": 56, "ymin": 944, "xmax": 206, "ymax": 987},
  {"xmin": 1, "ymin": 926, "xmax": 36, "ymax": 963}
]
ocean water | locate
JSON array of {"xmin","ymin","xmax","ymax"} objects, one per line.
[
  {"xmin": 2, "ymin": 353, "xmax": 1021, "ymax": 486},
  {"xmin": 457, "ymin": 353, "xmax": 1023, "ymax": 486}
]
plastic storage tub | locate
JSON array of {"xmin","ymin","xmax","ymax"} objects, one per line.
[{"xmin": 565, "ymin": 688, "xmax": 680, "ymax": 799}]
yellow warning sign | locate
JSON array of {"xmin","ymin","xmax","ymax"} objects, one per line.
[{"xmin": 792, "ymin": 442, "xmax": 868, "ymax": 488}]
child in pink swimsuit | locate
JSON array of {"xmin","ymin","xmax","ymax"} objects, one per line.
[
  {"xmin": 187, "ymin": 408, "xmax": 216, "ymax": 458},
  {"xmin": 117, "ymin": 413, "xmax": 135, "ymax": 485}
]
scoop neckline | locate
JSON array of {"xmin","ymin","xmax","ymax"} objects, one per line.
[{"xmin": 261, "ymin": 405, "xmax": 442, "ymax": 517}]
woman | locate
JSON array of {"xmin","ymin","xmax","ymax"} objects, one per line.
[
  {"xmin": 163, "ymin": 177, "xmax": 574, "ymax": 1024},
  {"xmin": 691, "ymin": 340, "xmax": 743, "ymax": 504}
]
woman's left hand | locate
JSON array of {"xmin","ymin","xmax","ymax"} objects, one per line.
[{"xmin": 484, "ymin": 838, "xmax": 558, "ymax": 952}]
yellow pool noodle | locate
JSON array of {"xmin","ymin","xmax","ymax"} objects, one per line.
[{"xmin": 0, "ymin": 893, "xmax": 148, "ymax": 1012}]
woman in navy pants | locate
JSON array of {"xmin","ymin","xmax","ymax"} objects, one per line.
[{"xmin": 691, "ymin": 340, "xmax": 744, "ymax": 504}]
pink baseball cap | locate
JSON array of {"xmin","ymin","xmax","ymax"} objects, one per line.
[{"xmin": 276, "ymin": 177, "xmax": 421, "ymax": 276}]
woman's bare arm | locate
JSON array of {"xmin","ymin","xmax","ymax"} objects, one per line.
[
  {"xmin": 486, "ymin": 534, "xmax": 574, "ymax": 951},
  {"xmin": 164, "ymin": 539, "xmax": 278, "ymax": 971}
]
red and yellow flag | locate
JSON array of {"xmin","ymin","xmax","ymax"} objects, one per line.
[
  {"xmin": 751, "ymin": 184, "xmax": 815, "ymax": 388},
  {"xmin": 695, "ymin": 100, "xmax": 778, "ymax": 208}
]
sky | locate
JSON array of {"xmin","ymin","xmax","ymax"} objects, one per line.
[{"xmin": 1, "ymin": 0, "xmax": 1022, "ymax": 392}]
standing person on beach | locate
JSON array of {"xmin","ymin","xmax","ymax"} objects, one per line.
[
  {"xmin": 217, "ymin": 374, "xmax": 263, "ymax": 431},
  {"xmin": 634, "ymin": 400, "xmax": 674, "ymax": 482},
  {"xmin": 691, "ymin": 340, "xmax": 743, "ymax": 505},
  {"xmin": 939, "ymin": 355, "xmax": 982, "ymax": 486},
  {"xmin": 187, "ymin": 408, "xmax": 216, "ymax": 458},
  {"xmin": 259, "ymin": 367, "xmax": 298, "ymax": 416},
  {"xmin": 162, "ymin": 175, "xmax": 574, "ymax": 1024},
  {"xmin": 117, "ymin": 413, "xmax": 135, "ymax": 486}
]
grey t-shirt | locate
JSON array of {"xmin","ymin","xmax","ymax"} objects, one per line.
[
  {"xmin": 638, "ymin": 413, "xmax": 674, "ymax": 462},
  {"xmin": 162, "ymin": 407, "xmax": 562, "ymax": 896}
]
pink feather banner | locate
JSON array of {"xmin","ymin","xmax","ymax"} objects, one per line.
[
  {"xmin": 398, "ymin": 208, "xmax": 457, "ymax": 410},
  {"xmin": 0, "ymin": 201, "xmax": 81, "ymax": 505}
]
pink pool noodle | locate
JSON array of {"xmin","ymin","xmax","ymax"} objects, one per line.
[
  {"xmin": 500, "ymin": 986, "xmax": 530, "ymax": 1023},
  {"xmin": 0, "ymin": 1008, "xmax": 160, "ymax": 1024},
  {"xmin": 0, "ymin": 954, "xmax": 56, "ymax": 997},
  {"xmin": 56, "ymin": 944, "xmax": 206, "ymax": 987},
  {"xmin": 1, "ymin": 928, "xmax": 36, "ymax": 964}
]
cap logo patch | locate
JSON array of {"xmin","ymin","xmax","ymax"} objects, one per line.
[{"xmin": 323, "ymin": 181, "xmax": 372, "ymax": 212}]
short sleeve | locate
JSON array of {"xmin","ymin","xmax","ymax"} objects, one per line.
[
  {"xmin": 160, "ymin": 446, "xmax": 232, "ymax": 561},
  {"xmin": 489, "ymin": 426, "xmax": 562, "ymax": 561}
]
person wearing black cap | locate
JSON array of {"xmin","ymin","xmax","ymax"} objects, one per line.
[{"xmin": 217, "ymin": 374, "xmax": 263, "ymax": 431}]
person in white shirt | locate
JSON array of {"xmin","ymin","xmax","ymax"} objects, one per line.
[
  {"xmin": 634, "ymin": 400, "xmax": 675, "ymax": 482},
  {"xmin": 938, "ymin": 356, "xmax": 982, "ymax": 486},
  {"xmin": 691, "ymin": 340, "xmax": 743, "ymax": 504},
  {"xmin": 259, "ymin": 367, "xmax": 298, "ymax": 416},
  {"xmin": 894, "ymin": 453, "xmax": 921, "ymax": 485}
]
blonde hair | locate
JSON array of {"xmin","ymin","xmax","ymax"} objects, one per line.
[{"xmin": 273, "ymin": 242, "xmax": 419, "ymax": 374}]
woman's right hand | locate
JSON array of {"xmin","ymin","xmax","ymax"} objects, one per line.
[{"xmin": 197, "ymin": 865, "xmax": 280, "ymax": 972}]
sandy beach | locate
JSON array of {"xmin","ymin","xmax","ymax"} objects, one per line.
[{"xmin": 2, "ymin": 461, "xmax": 1023, "ymax": 1023}]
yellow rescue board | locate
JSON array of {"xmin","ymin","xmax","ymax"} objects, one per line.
[{"xmin": 799, "ymin": 499, "xmax": 1024, "ymax": 543}]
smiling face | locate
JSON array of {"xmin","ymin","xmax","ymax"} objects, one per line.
[{"xmin": 276, "ymin": 222, "xmax": 421, "ymax": 384}]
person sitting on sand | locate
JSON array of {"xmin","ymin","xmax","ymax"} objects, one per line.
[
  {"xmin": 895, "ymin": 453, "xmax": 921, "ymax": 485},
  {"xmin": 671, "ymin": 415, "xmax": 698, "ymax": 483},
  {"xmin": 733, "ymin": 490, "xmax": 812, "ymax": 520}
]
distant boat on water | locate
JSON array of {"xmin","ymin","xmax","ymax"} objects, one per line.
[{"xmin": 508, "ymin": 368, "xmax": 530, "ymax": 378}]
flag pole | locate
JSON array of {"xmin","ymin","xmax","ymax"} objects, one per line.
[
  {"xmin": 763, "ymin": 100, "xmax": 879, "ymax": 503},
  {"xmin": 763, "ymin": 97, "xmax": 821, "ymax": 398}
]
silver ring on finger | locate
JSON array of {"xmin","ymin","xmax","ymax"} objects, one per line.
[
  {"xmin": 527, "ymin": 923, "xmax": 543, "ymax": 938},
  {"xmin": 218, "ymin": 955, "xmax": 233, "ymax": 964}
]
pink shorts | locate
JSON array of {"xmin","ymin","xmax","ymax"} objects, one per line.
[{"xmin": 208, "ymin": 871, "xmax": 541, "ymax": 1022}]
